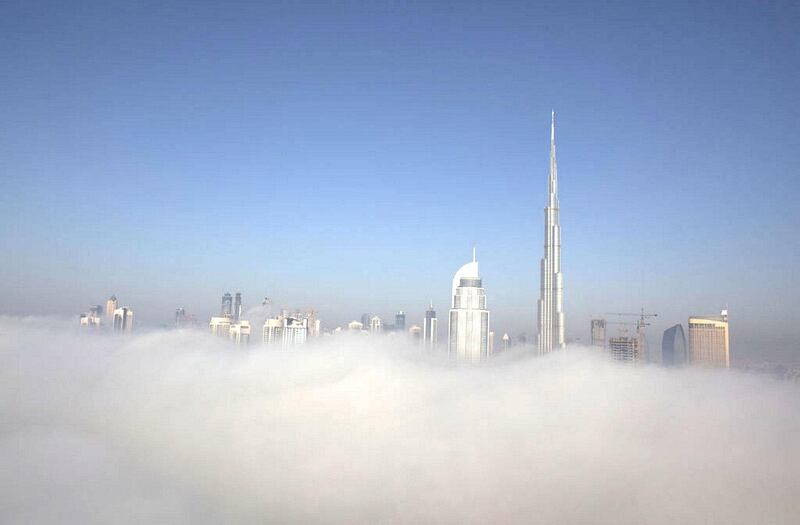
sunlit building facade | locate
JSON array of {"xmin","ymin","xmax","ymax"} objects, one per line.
[
  {"xmin": 688, "ymin": 310, "xmax": 730, "ymax": 368},
  {"xmin": 113, "ymin": 307, "xmax": 134, "ymax": 332},
  {"xmin": 448, "ymin": 251, "xmax": 490, "ymax": 363},
  {"xmin": 537, "ymin": 112, "xmax": 566, "ymax": 354}
]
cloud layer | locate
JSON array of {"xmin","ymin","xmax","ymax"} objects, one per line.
[{"xmin": 2, "ymin": 317, "xmax": 799, "ymax": 524}]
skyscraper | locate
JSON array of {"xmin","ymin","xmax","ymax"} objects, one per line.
[
  {"xmin": 448, "ymin": 250, "xmax": 490, "ymax": 363},
  {"xmin": 370, "ymin": 316, "xmax": 383, "ymax": 333},
  {"xmin": 233, "ymin": 292, "xmax": 242, "ymax": 322},
  {"xmin": 662, "ymin": 324, "xmax": 688, "ymax": 366},
  {"xmin": 590, "ymin": 319, "xmax": 606, "ymax": 348},
  {"xmin": 537, "ymin": 112, "xmax": 565, "ymax": 354},
  {"xmin": 230, "ymin": 320, "xmax": 251, "ymax": 346},
  {"xmin": 423, "ymin": 302, "xmax": 438, "ymax": 350},
  {"xmin": 221, "ymin": 293, "xmax": 233, "ymax": 318},
  {"xmin": 395, "ymin": 311, "xmax": 406, "ymax": 332},
  {"xmin": 105, "ymin": 295, "xmax": 117, "ymax": 322},
  {"xmin": 263, "ymin": 316, "xmax": 308, "ymax": 348},
  {"xmin": 113, "ymin": 307, "xmax": 134, "ymax": 332},
  {"xmin": 688, "ymin": 310, "xmax": 730, "ymax": 368}
]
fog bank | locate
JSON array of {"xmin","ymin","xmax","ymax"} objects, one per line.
[{"xmin": 2, "ymin": 317, "xmax": 799, "ymax": 524}]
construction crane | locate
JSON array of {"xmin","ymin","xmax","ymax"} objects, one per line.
[
  {"xmin": 604, "ymin": 308, "xmax": 658, "ymax": 332},
  {"xmin": 603, "ymin": 309, "xmax": 658, "ymax": 360}
]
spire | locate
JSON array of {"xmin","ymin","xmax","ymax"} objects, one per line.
[
  {"xmin": 548, "ymin": 110, "xmax": 558, "ymax": 205},
  {"xmin": 472, "ymin": 246, "xmax": 476, "ymax": 262}
]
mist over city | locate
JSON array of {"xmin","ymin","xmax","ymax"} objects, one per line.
[{"xmin": 2, "ymin": 1, "xmax": 799, "ymax": 523}]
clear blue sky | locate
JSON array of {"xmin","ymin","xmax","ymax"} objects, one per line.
[{"xmin": 1, "ymin": 1, "xmax": 798, "ymax": 360}]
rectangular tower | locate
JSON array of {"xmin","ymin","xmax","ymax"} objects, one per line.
[{"xmin": 688, "ymin": 310, "xmax": 730, "ymax": 368}]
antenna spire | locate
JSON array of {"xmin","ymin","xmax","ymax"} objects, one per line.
[{"xmin": 472, "ymin": 246, "xmax": 476, "ymax": 262}]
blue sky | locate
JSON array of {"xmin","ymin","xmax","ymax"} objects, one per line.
[{"xmin": 1, "ymin": 1, "xmax": 798, "ymax": 359}]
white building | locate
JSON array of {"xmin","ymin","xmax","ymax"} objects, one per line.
[
  {"xmin": 229, "ymin": 320, "xmax": 251, "ymax": 346},
  {"xmin": 448, "ymin": 250, "xmax": 490, "ymax": 363},
  {"xmin": 263, "ymin": 316, "xmax": 308, "ymax": 348},
  {"xmin": 423, "ymin": 302, "xmax": 438, "ymax": 350},
  {"xmin": 369, "ymin": 315, "xmax": 383, "ymax": 333},
  {"xmin": 537, "ymin": 112, "xmax": 566, "ymax": 354},
  {"xmin": 113, "ymin": 307, "xmax": 134, "ymax": 332},
  {"xmin": 209, "ymin": 316, "xmax": 232, "ymax": 338}
]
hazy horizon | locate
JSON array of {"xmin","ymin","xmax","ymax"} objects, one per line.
[{"xmin": 1, "ymin": 1, "xmax": 799, "ymax": 364}]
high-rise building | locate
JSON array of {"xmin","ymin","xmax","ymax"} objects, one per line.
[
  {"xmin": 662, "ymin": 324, "xmax": 688, "ymax": 366},
  {"xmin": 209, "ymin": 316, "xmax": 231, "ymax": 337},
  {"xmin": 409, "ymin": 325, "xmax": 422, "ymax": 343},
  {"xmin": 233, "ymin": 292, "xmax": 242, "ymax": 322},
  {"xmin": 370, "ymin": 316, "xmax": 383, "ymax": 333},
  {"xmin": 113, "ymin": 307, "xmax": 134, "ymax": 332},
  {"xmin": 590, "ymin": 319, "xmax": 606, "ymax": 348},
  {"xmin": 229, "ymin": 320, "xmax": 251, "ymax": 346},
  {"xmin": 537, "ymin": 112, "xmax": 565, "ymax": 354},
  {"xmin": 106, "ymin": 295, "xmax": 117, "ymax": 322},
  {"xmin": 688, "ymin": 310, "xmax": 730, "ymax": 368},
  {"xmin": 423, "ymin": 302, "xmax": 438, "ymax": 350},
  {"xmin": 502, "ymin": 333, "xmax": 510, "ymax": 352},
  {"xmin": 608, "ymin": 335, "xmax": 641, "ymax": 362},
  {"xmin": 263, "ymin": 316, "xmax": 308, "ymax": 348},
  {"xmin": 395, "ymin": 311, "xmax": 406, "ymax": 332},
  {"xmin": 488, "ymin": 331, "xmax": 495, "ymax": 355},
  {"xmin": 221, "ymin": 293, "xmax": 233, "ymax": 318},
  {"xmin": 80, "ymin": 307, "xmax": 102, "ymax": 327},
  {"xmin": 175, "ymin": 307, "xmax": 187, "ymax": 328},
  {"xmin": 448, "ymin": 250, "xmax": 490, "ymax": 363},
  {"xmin": 361, "ymin": 313, "xmax": 372, "ymax": 328}
]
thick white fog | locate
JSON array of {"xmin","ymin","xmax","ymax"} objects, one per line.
[{"xmin": 2, "ymin": 316, "xmax": 799, "ymax": 524}]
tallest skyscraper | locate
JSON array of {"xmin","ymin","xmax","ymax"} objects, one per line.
[{"xmin": 537, "ymin": 111, "xmax": 565, "ymax": 353}]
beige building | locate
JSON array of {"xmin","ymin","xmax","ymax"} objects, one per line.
[
  {"xmin": 688, "ymin": 310, "xmax": 730, "ymax": 368},
  {"xmin": 106, "ymin": 295, "xmax": 118, "ymax": 322}
]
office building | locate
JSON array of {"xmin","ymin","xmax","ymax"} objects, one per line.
[
  {"xmin": 537, "ymin": 112, "xmax": 566, "ymax": 354},
  {"xmin": 210, "ymin": 316, "xmax": 232, "ymax": 338},
  {"xmin": 662, "ymin": 324, "xmax": 688, "ymax": 366},
  {"xmin": 113, "ymin": 307, "xmax": 134, "ymax": 332},
  {"xmin": 106, "ymin": 295, "xmax": 117, "ymax": 322},
  {"xmin": 230, "ymin": 320, "xmax": 251, "ymax": 346},
  {"xmin": 221, "ymin": 292, "xmax": 233, "ymax": 318},
  {"xmin": 395, "ymin": 311, "xmax": 406, "ymax": 332},
  {"xmin": 409, "ymin": 324, "xmax": 422, "ymax": 343},
  {"xmin": 263, "ymin": 316, "xmax": 309, "ymax": 348},
  {"xmin": 233, "ymin": 292, "xmax": 242, "ymax": 322},
  {"xmin": 423, "ymin": 302, "xmax": 438, "ymax": 350},
  {"xmin": 688, "ymin": 310, "xmax": 730, "ymax": 368},
  {"xmin": 591, "ymin": 319, "xmax": 606, "ymax": 348},
  {"xmin": 370, "ymin": 315, "xmax": 383, "ymax": 333},
  {"xmin": 448, "ymin": 250, "xmax": 490, "ymax": 363}
]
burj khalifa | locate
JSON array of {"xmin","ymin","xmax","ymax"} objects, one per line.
[{"xmin": 536, "ymin": 111, "xmax": 565, "ymax": 353}]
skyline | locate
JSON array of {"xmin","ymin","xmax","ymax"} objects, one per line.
[{"xmin": 1, "ymin": 1, "xmax": 799, "ymax": 363}]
